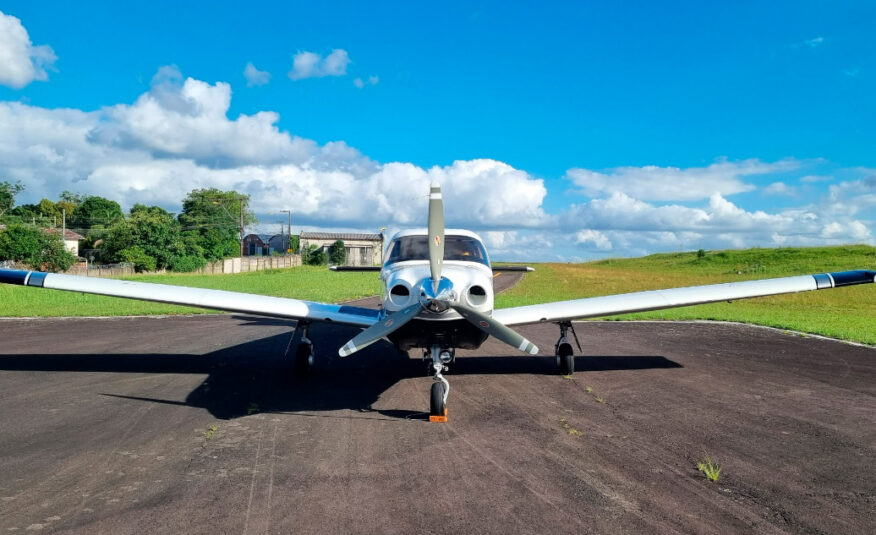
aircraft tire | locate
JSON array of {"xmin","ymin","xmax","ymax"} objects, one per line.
[
  {"xmin": 430, "ymin": 382, "xmax": 446, "ymax": 416},
  {"xmin": 557, "ymin": 343, "xmax": 574, "ymax": 375},
  {"xmin": 294, "ymin": 344, "xmax": 313, "ymax": 376}
]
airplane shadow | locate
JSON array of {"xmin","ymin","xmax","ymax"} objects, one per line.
[{"xmin": 0, "ymin": 324, "xmax": 681, "ymax": 421}]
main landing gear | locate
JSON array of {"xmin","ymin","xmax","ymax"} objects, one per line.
[
  {"xmin": 286, "ymin": 321, "xmax": 314, "ymax": 376},
  {"xmin": 426, "ymin": 344, "xmax": 452, "ymax": 422},
  {"xmin": 555, "ymin": 321, "xmax": 582, "ymax": 375}
]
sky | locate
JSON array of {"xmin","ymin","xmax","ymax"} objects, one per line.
[{"xmin": 0, "ymin": 1, "xmax": 873, "ymax": 260}]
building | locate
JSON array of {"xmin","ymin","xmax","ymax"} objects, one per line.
[
  {"xmin": 243, "ymin": 234, "xmax": 276, "ymax": 256},
  {"xmin": 0, "ymin": 225, "xmax": 84, "ymax": 257},
  {"xmin": 299, "ymin": 232, "xmax": 383, "ymax": 266}
]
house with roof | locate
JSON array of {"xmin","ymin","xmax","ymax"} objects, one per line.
[
  {"xmin": 0, "ymin": 225, "xmax": 84, "ymax": 257},
  {"xmin": 299, "ymin": 232, "xmax": 384, "ymax": 266}
]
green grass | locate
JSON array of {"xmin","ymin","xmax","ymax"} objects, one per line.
[
  {"xmin": 495, "ymin": 245, "xmax": 876, "ymax": 345},
  {"xmin": 1, "ymin": 245, "xmax": 874, "ymax": 344},
  {"xmin": 0, "ymin": 265, "xmax": 381, "ymax": 317}
]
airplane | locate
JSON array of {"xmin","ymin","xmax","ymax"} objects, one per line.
[{"xmin": 0, "ymin": 183, "xmax": 874, "ymax": 422}]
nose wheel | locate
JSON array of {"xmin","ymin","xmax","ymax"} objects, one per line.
[
  {"xmin": 428, "ymin": 344, "xmax": 450, "ymax": 422},
  {"xmin": 555, "ymin": 321, "xmax": 581, "ymax": 375}
]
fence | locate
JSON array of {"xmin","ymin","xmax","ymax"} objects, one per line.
[
  {"xmin": 66, "ymin": 263, "xmax": 136, "ymax": 278},
  {"xmin": 195, "ymin": 255, "xmax": 302, "ymax": 274},
  {"xmin": 58, "ymin": 255, "xmax": 302, "ymax": 278}
]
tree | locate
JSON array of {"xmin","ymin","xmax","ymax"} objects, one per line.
[
  {"xmin": 103, "ymin": 206, "xmax": 187, "ymax": 271},
  {"xmin": 37, "ymin": 199, "xmax": 62, "ymax": 222},
  {"xmin": 329, "ymin": 239, "xmax": 347, "ymax": 265},
  {"xmin": 0, "ymin": 224, "xmax": 74, "ymax": 272},
  {"xmin": 70, "ymin": 196, "xmax": 123, "ymax": 229},
  {"xmin": 0, "ymin": 180, "xmax": 24, "ymax": 218},
  {"xmin": 178, "ymin": 188, "xmax": 256, "ymax": 259}
]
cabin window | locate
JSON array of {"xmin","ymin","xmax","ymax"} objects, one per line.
[{"xmin": 385, "ymin": 235, "xmax": 489, "ymax": 266}]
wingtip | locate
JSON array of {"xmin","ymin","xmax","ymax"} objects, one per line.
[{"xmin": 528, "ymin": 345, "xmax": 539, "ymax": 355}]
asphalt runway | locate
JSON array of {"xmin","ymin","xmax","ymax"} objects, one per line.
[{"xmin": 0, "ymin": 275, "xmax": 874, "ymax": 533}]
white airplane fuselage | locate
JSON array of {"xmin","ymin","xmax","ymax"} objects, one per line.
[{"xmin": 378, "ymin": 229, "xmax": 496, "ymax": 350}]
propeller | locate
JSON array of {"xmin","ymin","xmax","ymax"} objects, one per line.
[
  {"xmin": 452, "ymin": 302, "xmax": 538, "ymax": 354},
  {"xmin": 338, "ymin": 302, "xmax": 422, "ymax": 357},
  {"xmin": 338, "ymin": 182, "xmax": 538, "ymax": 357},
  {"xmin": 428, "ymin": 182, "xmax": 444, "ymax": 294}
]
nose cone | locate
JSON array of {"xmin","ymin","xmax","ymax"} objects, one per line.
[{"xmin": 420, "ymin": 277, "xmax": 454, "ymax": 312}]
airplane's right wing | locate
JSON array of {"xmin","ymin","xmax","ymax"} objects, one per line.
[{"xmin": 492, "ymin": 270, "xmax": 876, "ymax": 327}]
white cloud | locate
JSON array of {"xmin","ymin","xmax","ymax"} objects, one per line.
[
  {"xmin": 763, "ymin": 181, "xmax": 796, "ymax": 196},
  {"xmin": 243, "ymin": 62, "xmax": 271, "ymax": 86},
  {"xmin": 843, "ymin": 67, "xmax": 860, "ymax": 77},
  {"xmin": 288, "ymin": 49, "xmax": 350, "ymax": 80},
  {"xmin": 566, "ymin": 159, "xmax": 799, "ymax": 201},
  {"xmin": 0, "ymin": 67, "xmax": 871, "ymax": 260},
  {"xmin": 575, "ymin": 229, "xmax": 612, "ymax": 250},
  {"xmin": 354, "ymin": 75, "xmax": 379, "ymax": 89},
  {"xmin": 804, "ymin": 36, "xmax": 824, "ymax": 48},
  {"xmin": 0, "ymin": 10, "xmax": 56, "ymax": 89}
]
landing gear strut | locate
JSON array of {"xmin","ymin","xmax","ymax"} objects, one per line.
[
  {"xmin": 555, "ymin": 321, "xmax": 582, "ymax": 375},
  {"xmin": 428, "ymin": 344, "xmax": 451, "ymax": 422},
  {"xmin": 286, "ymin": 321, "xmax": 314, "ymax": 376}
]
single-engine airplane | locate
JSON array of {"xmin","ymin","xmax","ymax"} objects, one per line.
[{"xmin": 1, "ymin": 183, "xmax": 874, "ymax": 421}]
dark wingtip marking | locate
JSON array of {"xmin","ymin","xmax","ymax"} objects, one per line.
[
  {"xmin": 827, "ymin": 270, "xmax": 876, "ymax": 287},
  {"xmin": 0, "ymin": 269, "xmax": 30, "ymax": 286}
]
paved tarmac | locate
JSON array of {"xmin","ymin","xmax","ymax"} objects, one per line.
[{"xmin": 0, "ymin": 273, "xmax": 873, "ymax": 534}]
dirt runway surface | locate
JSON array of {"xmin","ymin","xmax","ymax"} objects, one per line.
[{"xmin": 0, "ymin": 288, "xmax": 874, "ymax": 533}]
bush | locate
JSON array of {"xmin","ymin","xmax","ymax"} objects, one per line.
[
  {"xmin": 0, "ymin": 224, "xmax": 75, "ymax": 272},
  {"xmin": 117, "ymin": 246, "xmax": 157, "ymax": 272},
  {"xmin": 169, "ymin": 254, "xmax": 207, "ymax": 273},
  {"xmin": 329, "ymin": 239, "xmax": 346, "ymax": 265}
]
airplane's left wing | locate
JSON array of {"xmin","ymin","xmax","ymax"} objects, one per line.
[
  {"xmin": 492, "ymin": 270, "xmax": 875, "ymax": 327},
  {"xmin": 0, "ymin": 269, "xmax": 380, "ymax": 327}
]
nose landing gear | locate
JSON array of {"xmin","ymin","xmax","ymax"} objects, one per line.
[
  {"xmin": 427, "ymin": 344, "xmax": 451, "ymax": 422},
  {"xmin": 555, "ymin": 321, "xmax": 582, "ymax": 375}
]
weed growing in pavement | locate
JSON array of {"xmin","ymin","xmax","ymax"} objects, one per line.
[
  {"xmin": 559, "ymin": 417, "xmax": 582, "ymax": 437},
  {"xmin": 697, "ymin": 455, "xmax": 722, "ymax": 482},
  {"xmin": 203, "ymin": 425, "xmax": 219, "ymax": 440}
]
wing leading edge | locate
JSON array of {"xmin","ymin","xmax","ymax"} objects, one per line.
[
  {"xmin": 0, "ymin": 269, "xmax": 379, "ymax": 327},
  {"xmin": 492, "ymin": 270, "xmax": 876, "ymax": 327}
]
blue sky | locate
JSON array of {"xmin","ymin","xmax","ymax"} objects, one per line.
[{"xmin": 0, "ymin": 1, "xmax": 873, "ymax": 259}]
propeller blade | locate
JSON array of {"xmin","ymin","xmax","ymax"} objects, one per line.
[
  {"xmin": 338, "ymin": 303, "xmax": 422, "ymax": 357},
  {"xmin": 428, "ymin": 182, "xmax": 444, "ymax": 293},
  {"xmin": 451, "ymin": 303, "xmax": 539, "ymax": 355}
]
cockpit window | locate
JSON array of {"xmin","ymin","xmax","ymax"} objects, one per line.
[{"xmin": 385, "ymin": 235, "xmax": 490, "ymax": 266}]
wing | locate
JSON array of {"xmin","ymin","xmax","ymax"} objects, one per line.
[
  {"xmin": 492, "ymin": 270, "xmax": 876, "ymax": 327},
  {"xmin": 0, "ymin": 269, "xmax": 379, "ymax": 327}
]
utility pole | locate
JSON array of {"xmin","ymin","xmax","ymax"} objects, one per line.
[
  {"xmin": 239, "ymin": 198, "xmax": 246, "ymax": 258},
  {"xmin": 280, "ymin": 210, "xmax": 291, "ymax": 253}
]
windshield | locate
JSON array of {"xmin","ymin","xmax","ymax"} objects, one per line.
[{"xmin": 385, "ymin": 235, "xmax": 490, "ymax": 266}]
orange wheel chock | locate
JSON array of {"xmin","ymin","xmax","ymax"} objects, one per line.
[{"xmin": 429, "ymin": 409, "xmax": 448, "ymax": 423}]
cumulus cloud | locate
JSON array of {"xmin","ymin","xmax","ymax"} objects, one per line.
[
  {"xmin": 0, "ymin": 67, "xmax": 871, "ymax": 260},
  {"xmin": 243, "ymin": 62, "xmax": 271, "ymax": 86},
  {"xmin": 0, "ymin": 10, "xmax": 56, "ymax": 89},
  {"xmin": 288, "ymin": 49, "xmax": 350, "ymax": 80},
  {"xmin": 566, "ymin": 158, "xmax": 799, "ymax": 201}
]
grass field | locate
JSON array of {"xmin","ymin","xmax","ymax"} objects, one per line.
[
  {"xmin": 1, "ymin": 245, "xmax": 874, "ymax": 344},
  {"xmin": 496, "ymin": 245, "xmax": 876, "ymax": 344}
]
